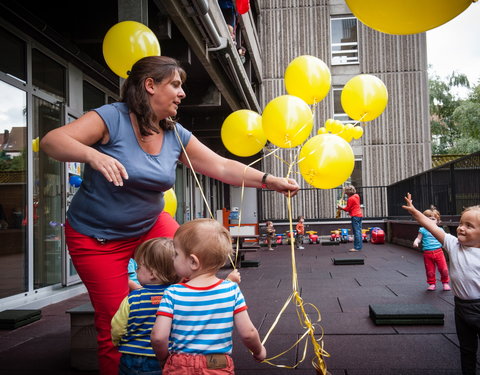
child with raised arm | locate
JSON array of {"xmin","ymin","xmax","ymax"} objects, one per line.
[
  {"xmin": 151, "ymin": 218, "xmax": 266, "ymax": 373},
  {"xmin": 111, "ymin": 238, "xmax": 181, "ymax": 375},
  {"xmin": 412, "ymin": 206, "xmax": 451, "ymax": 291},
  {"xmin": 403, "ymin": 193, "xmax": 480, "ymax": 375}
]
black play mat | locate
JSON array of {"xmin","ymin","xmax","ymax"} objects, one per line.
[
  {"xmin": 0, "ymin": 309, "xmax": 42, "ymax": 330},
  {"xmin": 240, "ymin": 260, "xmax": 260, "ymax": 267},
  {"xmin": 333, "ymin": 258, "xmax": 364, "ymax": 265},
  {"xmin": 321, "ymin": 241, "xmax": 340, "ymax": 246},
  {"xmin": 369, "ymin": 304, "xmax": 444, "ymax": 325}
]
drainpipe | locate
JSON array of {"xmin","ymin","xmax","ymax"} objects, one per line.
[{"xmin": 187, "ymin": 0, "xmax": 260, "ymax": 112}]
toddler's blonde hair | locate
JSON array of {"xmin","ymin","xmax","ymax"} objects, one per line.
[
  {"xmin": 423, "ymin": 205, "xmax": 441, "ymax": 221},
  {"xmin": 344, "ymin": 185, "xmax": 356, "ymax": 195},
  {"xmin": 135, "ymin": 238, "xmax": 180, "ymax": 284},
  {"xmin": 174, "ymin": 218, "xmax": 232, "ymax": 273},
  {"xmin": 461, "ymin": 205, "xmax": 480, "ymax": 217}
]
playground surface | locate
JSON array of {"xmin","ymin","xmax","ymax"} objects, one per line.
[{"xmin": 0, "ymin": 240, "xmax": 465, "ymax": 374}]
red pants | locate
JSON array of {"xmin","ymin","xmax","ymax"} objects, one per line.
[
  {"xmin": 164, "ymin": 353, "xmax": 235, "ymax": 375},
  {"xmin": 65, "ymin": 211, "xmax": 179, "ymax": 375},
  {"xmin": 423, "ymin": 248, "xmax": 450, "ymax": 285}
]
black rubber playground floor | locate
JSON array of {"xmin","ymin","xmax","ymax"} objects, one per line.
[{"xmin": 0, "ymin": 240, "xmax": 469, "ymax": 374}]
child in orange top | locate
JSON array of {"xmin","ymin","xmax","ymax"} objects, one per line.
[{"xmin": 296, "ymin": 216, "xmax": 305, "ymax": 250}]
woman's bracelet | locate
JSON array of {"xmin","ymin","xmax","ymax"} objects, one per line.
[{"xmin": 261, "ymin": 173, "xmax": 270, "ymax": 189}]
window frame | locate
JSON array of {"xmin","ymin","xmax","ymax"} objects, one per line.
[{"xmin": 330, "ymin": 16, "xmax": 359, "ymax": 66}]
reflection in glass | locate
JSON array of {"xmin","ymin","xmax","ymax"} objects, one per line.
[
  {"xmin": 0, "ymin": 80, "xmax": 27, "ymax": 298},
  {"xmin": 33, "ymin": 97, "xmax": 63, "ymax": 288}
]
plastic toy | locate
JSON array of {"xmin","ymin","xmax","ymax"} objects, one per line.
[
  {"xmin": 340, "ymin": 228, "xmax": 350, "ymax": 243},
  {"xmin": 306, "ymin": 230, "xmax": 320, "ymax": 244},
  {"xmin": 330, "ymin": 229, "xmax": 341, "ymax": 242},
  {"xmin": 362, "ymin": 228, "xmax": 371, "ymax": 242},
  {"xmin": 370, "ymin": 227, "xmax": 385, "ymax": 244}
]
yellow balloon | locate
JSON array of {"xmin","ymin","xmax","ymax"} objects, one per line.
[
  {"xmin": 345, "ymin": 0, "xmax": 472, "ymax": 35},
  {"xmin": 317, "ymin": 127, "xmax": 328, "ymax": 135},
  {"xmin": 221, "ymin": 110, "xmax": 267, "ymax": 157},
  {"xmin": 284, "ymin": 55, "xmax": 331, "ymax": 105},
  {"xmin": 351, "ymin": 126, "xmax": 364, "ymax": 139},
  {"xmin": 324, "ymin": 119, "xmax": 336, "ymax": 133},
  {"xmin": 341, "ymin": 74, "xmax": 388, "ymax": 122},
  {"xmin": 298, "ymin": 134, "xmax": 355, "ymax": 189},
  {"xmin": 262, "ymin": 95, "xmax": 313, "ymax": 148},
  {"xmin": 103, "ymin": 21, "xmax": 161, "ymax": 78},
  {"xmin": 163, "ymin": 188, "xmax": 177, "ymax": 217},
  {"xmin": 32, "ymin": 137, "xmax": 39, "ymax": 152}
]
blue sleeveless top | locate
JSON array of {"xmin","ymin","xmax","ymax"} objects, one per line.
[{"xmin": 67, "ymin": 102, "xmax": 191, "ymax": 240}]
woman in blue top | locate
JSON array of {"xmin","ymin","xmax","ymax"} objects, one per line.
[
  {"xmin": 40, "ymin": 56, "xmax": 299, "ymax": 375},
  {"xmin": 412, "ymin": 206, "xmax": 451, "ymax": 292}
]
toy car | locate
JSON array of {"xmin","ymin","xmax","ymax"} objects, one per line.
[
  {"xmin": 340, "ymin": 228, "xmax": 350, "ymax": 243},
  {"xmin": 362, "ymin": 228, "xmax": 370, "ymax": 242},
  {"xmin": 330, "ymin": 229, "xmax": 341, "ymax": 242},
  {"xmin": 306, "ymin": 230, "xmax": 320, "ymax": 244},
  {"xmin": 370, "ymin": 227, "xmax": 385, "ymax": 244}
]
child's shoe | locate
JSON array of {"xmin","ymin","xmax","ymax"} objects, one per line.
[
  {"xmin": 443, "ymin": 283, "xmax": 451, "ymax": 291},
  {"xmin": 427, "ymin": 284, "xmax": 436, "ymax": 291}
]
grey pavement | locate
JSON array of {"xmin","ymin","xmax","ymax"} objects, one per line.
[{"xmin": 0, "ymin": 240, "xmax": 470, "ymax": 374}]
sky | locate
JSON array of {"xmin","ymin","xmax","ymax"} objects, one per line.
[{"xmin": 427, "ymin": 2, "xmax": 480, "ymax": 90}]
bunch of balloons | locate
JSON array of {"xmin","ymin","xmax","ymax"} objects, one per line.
[{"xmin": 220, "ymin": 54, "xmax": 389, "ymax": 190}]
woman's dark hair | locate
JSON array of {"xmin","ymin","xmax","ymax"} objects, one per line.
[{"xmin": 120, "ymin": 56, "xmax": 186, "ymax": 135}]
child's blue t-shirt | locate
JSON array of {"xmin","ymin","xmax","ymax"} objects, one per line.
[
  {"xmin": 419, "ymin": 227, "xmax": 444, "ymax": 251},
  {"xmin": 128, "ymin": 258, "xmax": 139, "ymax": 285}
]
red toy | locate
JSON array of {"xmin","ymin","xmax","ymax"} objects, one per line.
[
  {"xmin": 370, "ymin": 227, "xmax": 385, "ymax": 244},
  {"xmin": 306, "ymin": 230, "xmax": 320, "ymax": 244}
]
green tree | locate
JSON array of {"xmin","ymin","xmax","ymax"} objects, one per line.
[{"xmin": 429, "ymin": 70, "xmax": 472, "ymax": 154}]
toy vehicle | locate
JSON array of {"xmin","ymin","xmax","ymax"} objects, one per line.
[
  {"xmin": 330, "ymin": 229, "xmax": 341, "ymax": 242},
  {"xmin": 276, "ymin": 234, "xmax": 284, "ymax": 244},
  {"xmin": 370, "ymin": 227, "xmax": 385, "ymax": 244},
  {"xmin": 306, "ymin": 230, "xmax": 320, "ymax": 244},
  {"xmin": 340, "ymin": 228, "xmax": 350, "ymax": 243},
  {"xmin": 362, "ymin": 228, "xmax": 371, "ymax": 242},
  {"xmin": 285, "ymin": 230, "xmax": 297, "ymax": 245}
]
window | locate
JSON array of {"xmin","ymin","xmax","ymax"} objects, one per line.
[
  {"xmin": 83, "ymin": 81, "xmax": 105, "ymax": 112},
  {"xmin": 331, "ymin": 17, "xmax": 358, "ymax": 65},
  {"xmin": 32, "ymin": 49, "xmax": 66, "ymax": 100},
  {"xmin": 0, "ymin": 26, "xmax": 26, "ymax": 82},
  {"xmin": 333, "ymin": 87, "xmax": 352, "ymax": 123}
]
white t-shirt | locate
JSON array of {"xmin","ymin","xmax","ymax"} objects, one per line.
[{"xmin": 443, "ymin": 233, "xmax": 480, "ymax": 300}]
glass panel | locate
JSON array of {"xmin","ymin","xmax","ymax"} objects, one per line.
[
  {"xmin": 331, "ymin": 18, "xmax": 358, "ymax": 65},
  {"xmin": 0, "ymin": 26, "xmax": 27, "ymax": 82},
  {"xmin": 333, "ymin": 87, "xmax": 352, "ymax": 123},
  {"xmin": 83, "ymin": 81, "xmax": 105, "ymax": 112},
  {"xmin": 32, "ymin": 49, "xmax": 66, "ymax": 100},
  {"xmin": 0, "ymin": 80, "xmax": 27, "ymax": 298},
  {"xmin": 33, "ymin": 96, "xmax": 63, "ymax": 288}
]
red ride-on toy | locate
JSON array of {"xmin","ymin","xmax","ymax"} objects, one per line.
[
  {"xmin": 330, "ymin": 229, "xmax": 341, "ymax": 242},
  {"xmin": 306, "ymin": 230, "xmax": 320, "ymax": 244},
  {"xmin": 362, "ymin": 228, "xmax": 371, "ymax": 242},
  {"xmin": 370, "ymin": 227, "xmax": 385, "ymax": 244}
]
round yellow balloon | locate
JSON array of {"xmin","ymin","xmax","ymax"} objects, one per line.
[
  {"xmin": 345, "ymin": 0, "xmax": 472, "ymax": 35},
  {"xmin": 284, "ymin": 55, "xmax": 331, "ymax": 105},
  {"xmin": 298, "ymin": 134, "xmax": 355, "ymax": 189},
  {"xmin": 262, "ymin": 95, "xmax": 314, "ymax": 148},
  {"xmin": 103, "ymin": 21, "xmax": 161, "ymax": 78},
  {"xmin": 163, "ymin": 188, "xmax": 177, "ymax": 217},
  {"xmin": 221, "ymin": 110, "xmax": 267, "ymax": 157},
  {"xmin": 351, "ymin": 126, "xmax": 364, "ymax": 139},
  {"xmin": 341, "ymin": 74, "xmax": 388, "ymax": 122}
]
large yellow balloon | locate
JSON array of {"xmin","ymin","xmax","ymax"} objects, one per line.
[
  {"xmin": 298, "ymin": 134, "xmax": 355, "ymax": 189},
  {"xmin": 163, "ymin": 188, "xmax": 177, "ymax": 217},
  {"xmin": 103, "ymin": 21, "xmax": 161, "ymax": 78},
  {"xmin": 345, "ymin": 0, "xmax": 473, "ymax": 35},
  {"xmin": 341, "ymin": 74, "xmax": 388, "ymax": 122},
  {"xmin": 221, "ymin": 110, "xmax": 267, "ymax": 157},
  {"xmin": 284, "ymin": 55, "xmax": 331, "ymax": 105},
  {"xmin": 262, "ymin": 95, "xmax": 314, "ymax": 148}
]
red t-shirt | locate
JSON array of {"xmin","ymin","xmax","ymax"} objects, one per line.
[
  {"xmin": 296, "ymin": 222, "xmax": 305, "ymax": 235},
  {"xmin": 343, "ymin": 194, "xmax": 362, "ymax": 217}
]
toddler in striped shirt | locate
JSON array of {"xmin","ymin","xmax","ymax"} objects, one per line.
[
  {"xmin": 111, "ymin": 237, "xmax": 181, "ymax": 375},
  {"xmin": 152, "ymin": 218, "xmax": 266, "ymax": 374}
]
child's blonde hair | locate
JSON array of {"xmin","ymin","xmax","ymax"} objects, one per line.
[
  {"xmin": 423, "ymin": 205, "xmax": 441, "ymax": 221},
  {"xmin": 344, "ymin": 185, "xmax": 356, "ymax": 195},
  {"xmin": 174, "ymin": 218, "xmax": 232, "ymax": 273},
  {"xmin": 134, "ymin": 238, "xmax": 181, "ymax": 284},
  {"xmin": 461, "ymin": 205, "xmax": 480, "ymax": 216}
]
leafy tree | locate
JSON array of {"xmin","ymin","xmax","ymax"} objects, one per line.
[{"xmin": 429, "ymin": 69, "xmax": 479, "ymax": 154}]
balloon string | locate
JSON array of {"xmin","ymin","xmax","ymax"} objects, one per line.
[{"xmin": 174, "ymin": 126, "xmax": 235, "ymax": 268}]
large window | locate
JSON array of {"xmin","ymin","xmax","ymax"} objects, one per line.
[
  {"xmin": 331, "ymin": 17, "xmax": 358, "ymax": 65},
  {"xmin": 333, "ymin": 86, "xmax": 352, "ymax": 123}
]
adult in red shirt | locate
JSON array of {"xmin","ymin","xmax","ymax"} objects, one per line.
[{"xmin": 338, "ymin": 185, "xmax": 363, "ymax": 252}]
